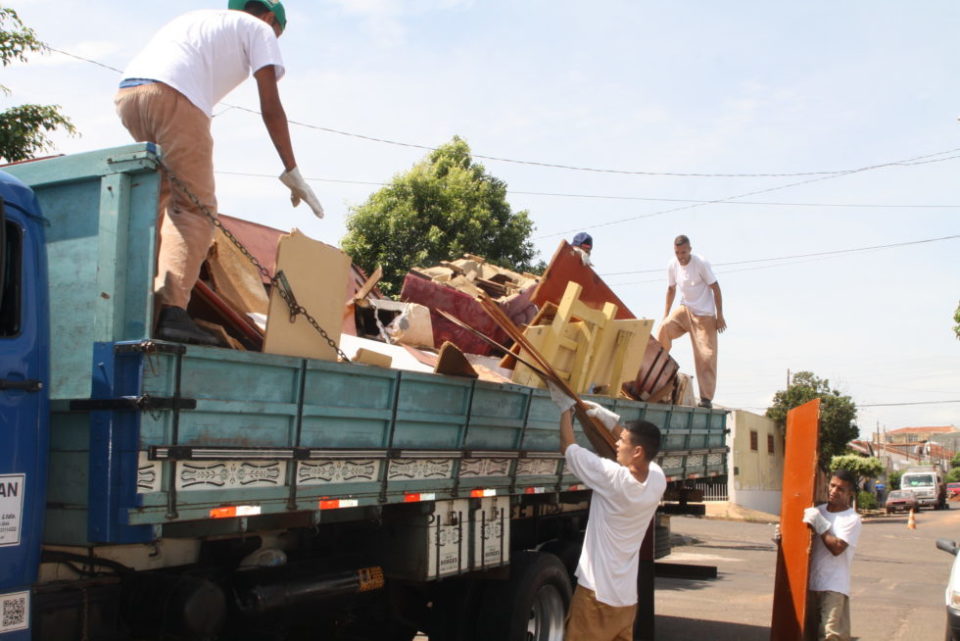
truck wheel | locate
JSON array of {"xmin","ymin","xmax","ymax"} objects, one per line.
[{"xmin": 477, "ymin": 551, "xmax": 572, "ymax": 641}]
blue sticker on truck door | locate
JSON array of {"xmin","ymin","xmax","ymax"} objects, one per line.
[{"xmin": 0, "ymin": 475, "xmax": 24, "ymax": 547}]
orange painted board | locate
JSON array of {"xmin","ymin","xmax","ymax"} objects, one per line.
[{"xmin": 770, "ymin": 399, "xmax": 821, "ymax": 641}]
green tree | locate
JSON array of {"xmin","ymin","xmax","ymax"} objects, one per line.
[
  {"xmin": 766, "ymin": 371, "xmax": 859, "ymax": 468},
  {"xmin": 954, "ymin": 300, "xmax": 959, "ymax": 340},
  {"xmin": 888, "ymin": 469, "xmax": 902, "ymax": 490},
  {"xmin": 951, "ymin": 451, "xmax": 960, "ymax": 469},
  {"xmin": 829, "ymin": 453, "xmax": 883, "ymax": 482},
  {"xmin": 342, "ymin": 136, "xmax": 538, "ymax": 296},
  {"xmin": 0, "ymin": 6, "xmax": 76, "ymax": 162},
  {"xmin": 948, "ymin": 467, "xmax": 960, "ymax": 483}
]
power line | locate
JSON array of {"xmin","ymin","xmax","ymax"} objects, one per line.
[
  {"xmin": 46, "ymin": 46, "xmax": 960, "ymax": 185},
  {"xmin": 218, "ymin": 170, "xmax": 960, "ymax": 211},
  {"xmin": 601, "ymin": 233, "xmax": 960, "ymax": 277},
  {"xmin": 537, "ymin": 148, "xmax": 960, "ymax": 240},
  {"xmin": 859, "ymin": 400, "xmax": 960, "ymax": 408}
]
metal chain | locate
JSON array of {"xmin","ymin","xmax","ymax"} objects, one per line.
[{"xmin": 158, "ymin": 161, "xmax": 350, "ymax": 362}]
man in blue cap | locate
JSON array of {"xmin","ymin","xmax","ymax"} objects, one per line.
[
  {"xmin": 571, "ymin": 231, "xmax": 593, "ymax": 266},
  {"xmin": 115, "ymin": 1, "xmax": 323, "ymax": 345}
]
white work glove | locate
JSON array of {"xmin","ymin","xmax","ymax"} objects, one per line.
[
  {"xmin": 575, "ymin": 247, "xmax": 592, "ymax": 267},
  {"xmin": 546, "ymin": 381, "xmax": 575, "ymax": 413},
  {"xmin": 771, "ymin": 523, "xmax": 781, "ymax": 545},
  {"xmin": 582, "ymin": 400, "xmax": 620, "ymax": 432},
  {"xmin": 802, "ymin": 507, "xmax": 831, "ymax": 535},
  {"xmin": 279, "ymin": 167, "xmax": 325, "ymax": 219}
]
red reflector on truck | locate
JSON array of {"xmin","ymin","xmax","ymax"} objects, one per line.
[
  {"xmin": 470, "ymin": 489, "xmax": 496, "ymax": 498},
  {"xmin": 403, "ymin": 493, "xmax": 436, "ymax": 503},
  {"xmin": 319, "ymin": 498, "xmax": 359, "ymax": 510},
  {"xmin": 209, "ymin": 505, "xmax": 261, "ymax": 519}
]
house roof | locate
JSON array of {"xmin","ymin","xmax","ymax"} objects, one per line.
[{"xmin": 887, "ymin": 426, "xmax": 957, "ymax": 435}]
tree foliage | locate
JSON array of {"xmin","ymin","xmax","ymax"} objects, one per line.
[
  {"xmin": 948, "ymin": 467, "xmax": 960, "ymax": 483},
  {"xmin": 766, "ymin": 371, "xmax": 859, "ymax": 468},
  {"xmin": 951, "ymin": 451, "xmax": 960, "ymax": 469},
  {"xmin": 954, "ymin": 300, "xmax": 960, "ymax": 340},
  {"xmin": 342, "ymin": 136, "xmax": 538, "ymax": 296},
  {"xmin": 0, "ymin": 6, "xmax": 76, "ymax": 162},
  {"xmin": 888, "ymin": 469, "xmax": 902, "ymax": 490},
  {"xmin": 829, "ymin": 453, "xmax": 882, "ymax": 482}
]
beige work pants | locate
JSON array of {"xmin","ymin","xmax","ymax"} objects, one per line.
[
  {"xmin": 114, "ymin": 83, "xmax": 217, "ymax": 310},
  {"xmin": 656, "ymin": 305, "xmax": 718, "ymax": 401},
  {"xmin": 564, "ymin": 585, "xmax": 635, "ymax": 641},
  {"xmin": 805, "ymin": 590, "xmax": 851, "ymax": 641}
]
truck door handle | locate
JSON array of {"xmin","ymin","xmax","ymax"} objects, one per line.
[{"xmin": 0, "ymin": 379, "xmax": 43, "ymax": 392}]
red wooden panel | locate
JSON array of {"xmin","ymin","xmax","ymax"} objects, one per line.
[
  {"xmin": 530, "ymin": 241, "xmax": 635, "ymax": 319},
  {"xmin": 770, "ymin": 399, "xmax": 821, "ymax": 641}
]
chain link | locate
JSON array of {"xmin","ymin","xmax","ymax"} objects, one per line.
[{"xmin": 159, "ymin": 161, "xmax": 351, "ymax": 362}]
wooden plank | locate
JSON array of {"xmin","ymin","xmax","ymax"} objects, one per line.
[
  {"xmin": 263, "ymin": 230, "xmax": 351, "ymax": 361},
  {"xmin": 770, "ymin": 398, "xmax": 821, "ymax": 641},
  {"xmin": 353, "ymin": 348, "xmax": 393, "ymax": 369}
]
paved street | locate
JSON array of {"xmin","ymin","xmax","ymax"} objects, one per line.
[{"xmin": 656, "ymin": 504, "xmax": 960, "ymax": 640}]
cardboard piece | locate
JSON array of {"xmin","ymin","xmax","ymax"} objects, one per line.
[
  {"xmin": 263, "ymin": 230, "xmax": 351, "ymax": 361},
  {"xmin": 353, "ymin": 348, "xmax": 393, "ymax": 369},
  {"xmin": 338, "ymin": 335, "xmax": 435, "ymax": 373},
  {"xmin": 207, "ymin": 228, "xmax": 270, "ymax": 318}
]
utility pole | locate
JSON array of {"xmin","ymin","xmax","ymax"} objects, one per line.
[{"xmin": 786, "ymin": 368, "xmax": 791, "ymax": 389}]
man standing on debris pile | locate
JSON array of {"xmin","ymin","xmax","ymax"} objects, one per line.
[
  {"xmin": 549, "ymin": 388, "xmax": 666, "ymax": 641},
  {"xmin": 115, "ymin": 1, "xmax": 324, "ymax": 345},
  {"xmin": 656, "ymin": 234, "xmax": 726, "ymax": 408},
  {"xmin": 803, "ymin": 469, "xmax": 862, "ymax": 641}
]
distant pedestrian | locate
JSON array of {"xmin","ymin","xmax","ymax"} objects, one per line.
[
  {"xmin": 803, "ymin": 469, "xmax": 862, "ymax": 641},
  {"xmin": 656, "ymin": 234, "xmax": 726, "ymax": 408}
]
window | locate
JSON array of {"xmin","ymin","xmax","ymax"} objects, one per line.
[
  {"xmin": 750, "ymin": 430, "xmax": 758, "ymax": 451},
  {"xmin": 767, "ymin": 433, "xmax": 775, "ymax": 454},
  {"xmin": 0, "ymin": 212, "xmax": 22, "ymax": 337}
]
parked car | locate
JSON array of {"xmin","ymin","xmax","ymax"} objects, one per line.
[
  {"xmin": 936, "ymin": 538, "xmax": 960, "ymax": 641},
  {"xmin": 948, "ymin": 482, "xmax": 960, "ymax": 498},
  {"xmin": 885, "ymin": 489, "xmax": 919, "ymax": 514}
]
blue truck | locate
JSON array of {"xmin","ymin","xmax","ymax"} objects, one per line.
[{"xmin": 0, "ymin": 144, "xmax": 727, "ymax": 641}]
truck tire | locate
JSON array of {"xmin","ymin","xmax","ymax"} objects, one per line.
[{"xmin": 477, "ymin": 551, "xmax": 572, "ymax": 641}]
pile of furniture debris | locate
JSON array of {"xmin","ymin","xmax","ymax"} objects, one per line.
[{"xmin": 187, "ymin": 219, "xmax": 694, "ymax": 406}]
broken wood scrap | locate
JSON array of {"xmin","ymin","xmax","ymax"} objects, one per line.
[
  {"xmin": 434, "ymin": 342, "xmax": 479, "ymax": 379},
  {"xmin": 435, "ymin": 309, "xmax": 549, "ymax": 379},
  {"xmin": 476, "ymin": 292, "xmax": 617, "ymax": 460}
]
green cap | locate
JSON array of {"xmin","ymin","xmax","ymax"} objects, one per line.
[{"xmin": 228, "ymin": 0, "xmax": 286, "ymax": 32}]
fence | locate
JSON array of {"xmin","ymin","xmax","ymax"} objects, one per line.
[{"xmin": 693, "ymin": 479, "xmax": 729, "ymax": 502}]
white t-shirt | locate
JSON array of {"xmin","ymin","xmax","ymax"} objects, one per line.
[
  {"xmin": 564, "ymin": 445, "xmax": 666, "ymax": 607},
  {"xmin": 808, "ymin": 504, "xmax": 862, "ymax": 596},
  {"xmin": 666, "ymin": 254, "xmax": 718, "ymax": 317},
  {"xmin": 123, "ymin": 10, "xmax": 285, "ymax": 117}
]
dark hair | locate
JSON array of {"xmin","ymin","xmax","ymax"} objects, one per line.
[
  {"xmin": 674, "ymin": 234, "xmax": 690, "ymax": 247},
  {"xmin": 244, "ymin": 1, "xmax": 270, "ymax": 17},
  {"xmin": 832, "ymin": 468, "xmax": 856, "ymax": 489},
  {"xmin": 624, "ymin": 419, "xmax": 661, "ymax": 460}
]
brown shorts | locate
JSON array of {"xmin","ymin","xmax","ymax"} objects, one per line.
[{"xmin": 564, "ymin": 585, "xmax": 636, "ymax": 641}]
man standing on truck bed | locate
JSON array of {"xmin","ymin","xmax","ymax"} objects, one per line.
[
  {"xmin": 802, "ymin": 468, "xmax": 862, "ymax": 641},
  {"xmin": 656, "ymin": 234, "xmax": 726, "ymax": 408},
  {"xmin": 550, "ymin": 389, "xmax": 666, "ymax": 640},
  {"xmin": 115, "ymin": 1, "xmax": 324, "ymax": 345}
]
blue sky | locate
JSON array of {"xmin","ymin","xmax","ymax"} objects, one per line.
[{"xmin": 4, "ymin": 1, "xmax": 958, "ymax": 436}]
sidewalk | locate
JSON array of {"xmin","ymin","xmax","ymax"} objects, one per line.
[{"xmin": 700, "ymin": 500, "xmax": 779, "ymax": 524}]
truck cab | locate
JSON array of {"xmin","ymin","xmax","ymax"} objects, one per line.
[{"xmin": 0, "ymin": 171, "xmax": 50, "ymax": 639}]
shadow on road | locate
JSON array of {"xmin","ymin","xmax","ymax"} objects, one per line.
[{"xmin": 655, "ymin": 615, "xmax": 768, "ymax": 640}]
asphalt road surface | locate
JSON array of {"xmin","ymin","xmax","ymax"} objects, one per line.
[{"xmin": 656, "ymin": 504, "xmax": 960, "ymax": 641}]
